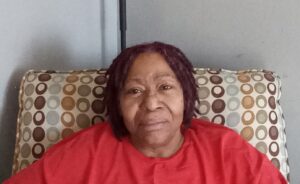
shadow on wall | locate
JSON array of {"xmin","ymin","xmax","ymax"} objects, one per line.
[
  {"xmin": 188, "ymin": 50, "xmax": 266, "ymax": 71},
  {"xmin": 0, "ymin": 68, "xmax": 23, "ymax": 183},
  {"xmin": 0, "ymin": 36, "xmax": 77, "ymax": 182}
]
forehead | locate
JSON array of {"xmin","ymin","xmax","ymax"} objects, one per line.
[{"xmin": 126, "ymin": 52, "xmax": 176, "ymax": 80}]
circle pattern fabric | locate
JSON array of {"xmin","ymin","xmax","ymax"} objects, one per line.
[
  {"xmin": 193, "ymin": 68, "xmax": 289, "ymax": 181},
  {"xmin": 13, "ymin": 69, "xmax": 107, "ymax": 175},
  {"xmin": 13, "ymin": 68, "xmax": 289, "ymax": 182}
]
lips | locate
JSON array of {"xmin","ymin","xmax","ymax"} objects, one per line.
[{"xmin": 139, "ymin": 120, "xmax": 167, "ymax": 132}]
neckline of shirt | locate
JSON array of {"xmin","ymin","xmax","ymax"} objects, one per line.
[{"xmin": 122, "ymin": 129, "xmax": 192, "ymax": 164}]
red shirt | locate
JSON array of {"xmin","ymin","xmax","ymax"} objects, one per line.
[{"xmin": 4, "ymin": 119, "xmax": 287, "ymax": 184}]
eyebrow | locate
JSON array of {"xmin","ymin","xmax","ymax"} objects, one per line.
[
  {"xmin": 154, "ymin": 73, "xmax": 177, "ymax": 80},
  {"xmin": 125, "ymin": 73, "xmax": 177, "ymax": 84}
]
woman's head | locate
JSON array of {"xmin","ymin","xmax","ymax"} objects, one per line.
[{"xmin": 104, "ymin": 42, "xmax": 199, "ymax": 139}]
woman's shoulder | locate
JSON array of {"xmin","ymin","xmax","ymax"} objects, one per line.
[
  {"xmin": 4, "ymin": 122, "xmax": 118, "ymax": 183},
  {"xmin": 188, "ymin": 118, "xmax": 246, "ymax": 148},
  {"xmin": 45, "ymin": 121, "xmax": 115, "ymax": 156},
  {"xmin": 187, "ymin": 119, "xmax": 287, "ymax": 184},
  {"xmin": 189, "ymin": 118, "xmax": 237, "ymax": 135}
]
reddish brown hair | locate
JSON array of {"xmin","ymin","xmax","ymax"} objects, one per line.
[{"xmin": 104, "ymin": 41, "xmax": 199, "ymax": 139}]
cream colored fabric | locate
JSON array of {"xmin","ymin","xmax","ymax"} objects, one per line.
[{"xmin": 12, "ymin": 68, "xmax": 289, "ymax": 181}]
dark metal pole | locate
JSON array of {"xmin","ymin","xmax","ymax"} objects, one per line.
[{"xmin": 119, "ymin": 0, "xmax": 126, "ymax": 51}]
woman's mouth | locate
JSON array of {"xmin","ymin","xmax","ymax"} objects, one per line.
[{"xmin": 139, "ymin": 120, "xmax": 167, "ymax": 132}]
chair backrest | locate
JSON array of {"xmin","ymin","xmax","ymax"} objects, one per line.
[{"xmin": 12, "ymin": 68, "xmax": 290, "ymax": 181}]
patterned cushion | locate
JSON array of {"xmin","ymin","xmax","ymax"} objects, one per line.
[{"xmin": 12, "ymin": 68, "xmax": 290, "ymax": 181}]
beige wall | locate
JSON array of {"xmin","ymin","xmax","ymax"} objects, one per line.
[
  {"xmin": 127, "ymin": 0, "xmax": 300, "ymax": 183},
  {"xmin": 0, "ymin": 0, "xmax": 119, "ymax": 182}
]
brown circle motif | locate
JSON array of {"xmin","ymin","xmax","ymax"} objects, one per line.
[
  {"xmin": 32, "ymin": 127, "xmax": 45, "ymax": 142},
  {"xmin": 269, "ymin": 142, "xmax": 279, "ymax": 156},
  {"xmin": 76, "ymin": 114, "xmax": 91, "ymax": 128},
  {"xmin": 94, "ymin": 75, "xmax": 107, "ymax": 85},
  {"xmin": 212, "ymin": 115, "xmax": 225, "ymax": 125},
  {"xmin": 61, "ymin": 97, "xmax": 76, "ymax": 111},
  {"xmin": 32, "ymin": 143, "xmax": 45, "ymax": 158},
  {"xmin": 241, "ymin": 111, "xmax": 255, "ymax": 125},
  {"xmin": 34, "ymin": 96, "xmax": 46, "ymax": 110},
  {"xmin": 35, "ymin": 83, "xmax": 47, "ymax": 95},
  {"xmin": 242, "ymin": 96, "xmax": 254, "ymax": 109},
  {"xmin": 267, "ymin": 83, "xmax": 277, "ymax": 95},
  {"xmin": 66, "ymin": 75, "xmax": 79, "ymax": 83},
  {"xmin": 33, "ymin": 111, "xmax": 45, "ymax": 125},
  {"xmin": 210, "ymin": 75, "xmax": 223, "ymax": 84},
  {"xmin": 38, "ymin": 74, "xmax": 51, "ymax": 82},
  {"xmin": 269, "ymin": 126, "xmax": 279, "ymax": 140},
  {"xmin": 264, "ymin": 73, "xmax": 275, "ymax": 82},
  {"xmin": 92, "ymin": 115, "xmax": 105, "ymax": 125},
  {"xmin": 63, "ymin": 84, "xmax": 76, "ymax": 95},
  {"xmin": 211, "ymin": 99, "xmax": 225, "ymax": 113},
  {"xmin": 268, "ymin": 96, "xmax": 276, "ymax": 109},
  {"xmin": 240, "ymin": 126, "xmax": 254, "ymax": 141},
  {"xmin": 61, "ymin": 112, "xmax": 75, "ymax": 127},
  {"xmin": 211, "ymin": 86, "xmax": 225, "ymax": 98},
  {"xmin": 237, "ymin": 75, "xmax": 250, "ymax": 83},
  {"xmin": 240, "ymin": 84, "xmax": 253, "ymax": 95},
  {"xmin": 91, "ymin": 100, "xmax": 105, "ymax": 114},
  {"xmin": 92, "ymin": 86, "xmax": 105, "ymax": 98},
  {"xmin": 62, "ymin": 128, "xmax": 74, "ymax": 139},
  {"xmin": 269, "ymin": 111, "xmax": 278, "ymax": 124}
]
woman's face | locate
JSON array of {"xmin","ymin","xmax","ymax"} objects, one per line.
[{"xmin": 120, "ymin": 52, "xmax": 184, "ymax": 153}]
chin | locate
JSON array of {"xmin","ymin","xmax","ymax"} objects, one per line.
[{"xmin": 141, "ymin": 132, "xmax": 170, "ymax": 147}]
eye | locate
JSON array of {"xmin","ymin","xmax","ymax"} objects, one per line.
[
  {"xmin": 159, "ymin": 84, "xmax": 172, "ymax": 91},
  {"xmin": 126, "ymin": 88, "xmax": 143, "ymax": 95}
]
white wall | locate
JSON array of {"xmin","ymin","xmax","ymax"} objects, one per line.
[
  {"xmin": 0, "ymin": 0, "xmax": 119, "ymax": 181},
  {"xmin": 127, "ymin": 0, "xmax": 300, "ymax": 183}
]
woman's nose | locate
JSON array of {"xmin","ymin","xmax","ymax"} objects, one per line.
[{"xmin": 140, "ymin": 91, "xmax": 162, "ymax": 111}]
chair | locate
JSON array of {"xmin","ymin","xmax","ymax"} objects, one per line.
[{"xmin": 12, "ymin": 68, "xmax": 290, "ymax": 182}]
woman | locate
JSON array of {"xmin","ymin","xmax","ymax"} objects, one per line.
[{"xmin": 4, "ymin": 42, "xmax": 287, "ymax": 183}]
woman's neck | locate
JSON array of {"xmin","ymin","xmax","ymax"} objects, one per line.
[{"xmin": 130, "ymin": 132, "xmax": 184, "ymax": 158}]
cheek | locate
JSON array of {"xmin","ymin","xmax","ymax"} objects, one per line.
[
  {"xmin": 170, "ymin": 99, "xmax": 185, "ymax": 129},
  {"xmin": 173, "ymin": 98, "xmax": 184, "ymax": 119},
  {"xmin": 167, "ymin": 92, "xmax": 184, "ymax": 118},
  {"xmin": 120, "ymin": 98, "xmax": 140, "ymax": 131}
]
